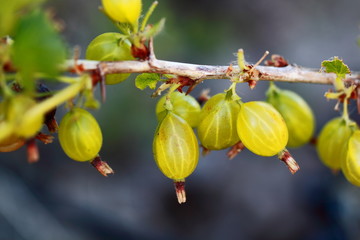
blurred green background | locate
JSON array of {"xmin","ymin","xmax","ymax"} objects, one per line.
[{"xmin": 1, "ymin": 0, "xmax": 360, "ymax": 239}]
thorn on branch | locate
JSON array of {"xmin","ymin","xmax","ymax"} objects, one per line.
[{"xmin": 95, "ymin": 65, "xmax": 107, "ymax": 103}]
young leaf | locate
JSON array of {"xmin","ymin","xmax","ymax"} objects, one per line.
[
  {"xmin": 12, "ymin": 10, "xmax": 67, "ymax": 91},
  {"xmin": 321, "ymin": 57, "xmax": 350, "ymax": 80},
  {"xmin": 135, "ymin": 73, "xmax": 160, "ymax": 90},
  {"xmin": 0, "ymin": 0, "xmax": 44, "ymax": 37},
  {"xmin": 142, "ymin": 18, "xmax": 166, "ymax": 39}
]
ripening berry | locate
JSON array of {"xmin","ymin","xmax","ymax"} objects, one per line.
[
  {"xmin": 197, "ymin": 93, "xmax": 241, "ymax": 150},
  {"xmin": 58, "ymin": 108, "xmax": 102, "ymax": 162},
  {"xmin": 0, "ymin": 134, "xmax": 25, "ymax": 152},
  {"xmin": 156, "ymin": 92, "xmax": 201, "ymax": 128},
  {"xmin": 342, "ymin": 130, "xmax": 360, "ymax": 186},
  {"xmin": 153, "ymin": 111, "xmax": 199, "ymax": 203},
  {"xmin": 86, "ymin": 32, "xmax": 134, "ymax": 84},
  {"xmin": 267, "ymin": 85, "xmax": 315, "ymax": 148},
  {"xmin": 102, "ymin": 0, "xmax": 142, "ymax": 26},
  {"xmin": 6, "ymin": 95, "xmax": 44, "ymax": 138},
  {"xmin": 237, "ymin": 101, "xmax": 288, "ymax": 156},
  {"xmin": 317, "ymin": 117, "xmax": 357, "ymax": 170},
  {"xmin": 153, "ymin": 111, "xmax": 199, "ymax": 180}
]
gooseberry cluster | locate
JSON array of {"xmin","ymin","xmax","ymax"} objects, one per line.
[{"xmin": 0, "ymin": 0, "xmax": 360, "ymax": 204}]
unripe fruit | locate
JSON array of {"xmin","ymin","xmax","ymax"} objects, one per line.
[
  {"xmin": 0, "ymin": 135, "xmax": 25, "ymax": 152},
  {"xmin": 342, "ymin": 130, "xmax": 360, "ymax": 186},
  {"xmin": 267, "ymin": 85, "xmax": 315, "ymax": 148},
  {"xmin": 58, "ymin": 108, "xmax": 102, "ymax": 162},
  {"xmin": 197, "ymin": 93, "xmax": 241, "ymax": 150},
  {"xmin": 86, "ymin": 32, "xmax": 134, "ymax": 84},
  {"xmin": 101, "ymin": 0, "xmax": 142, "ymax": 25},
  {"xmin": 237, "ymin": 101, "xmax": 288, "ymax": 156},
  {"xmin": 156, "ymin": 92, "xmax": 201, "ymax": 127},
  {"xmin": 7, "ymin": 95, "xmax": 43, "ymax": 138},
  {"xmin": 153, "ymin": 111, "xmax": 199, "ymax": 181},
  {"xmin": 317, "ymin": 117, "xmax": 357, "ymax": 170}
]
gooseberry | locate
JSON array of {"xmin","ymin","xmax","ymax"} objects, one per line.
[
  {"xmin": 197, "ymin": 93, "xmax": 241, "ymax": 150},
  {"xmin": 153, "ymin": 111, "xmax": 199, "ymax": 203},
  {"xmin": 86, "ymin": 32, "xmax": 134, "ymax": 84},
  {"xmin": 266, "ymin": 84, "xmax": 315, "ymax": 148},
  {"xmin": 6, "ymin": 95, "xmax": 44, "ymax": 138},
  {"xmin": 342, "ymin": 130, "xmax": 360, "ymax": 186},
  {"xmin": 155, "ymin": 92, "xmax": 201, "ymax": 127},
  {"xmin": 237, "ymin": 101, "xmax": 288, "ymax": 156},
  {"xmin": 101, "ymin": 0, "xmax": 142, "ymax": 26},
  {"xmin": 0, "ymin": 134, "xmax": 25, "ymax": 152},
  {"xmin": 317, "ymin": 117, "xmax": 357, "ymax": 170},
  {"xmin": 58, "ymin": 108, "xmax": 102, "ymax": 162}
]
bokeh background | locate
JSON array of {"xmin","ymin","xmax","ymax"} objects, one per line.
[{"xmin": 1, "ymin": 0, "xmax": 360, "ymax": 239}]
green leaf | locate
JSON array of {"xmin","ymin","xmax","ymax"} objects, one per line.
[
  {"xmin": 135, "ymin": 73, "xmax": 160, "ymax": 90},
  {"xmin": 321, "ymin": 57, "xmax": 350, "ymax": 80},
  {"xmin": 0, "ymin": 0, "xmax": 45, "ymax": 37},
  {"xmin": 142, "ymin": 18, "xmax": 166, "ymax": 39},
  {"xmin": 12, "ymin": 10, "xmax": 67, "ymax": 91}
]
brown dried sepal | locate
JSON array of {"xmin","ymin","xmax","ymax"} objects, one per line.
[
  {"xmin": 44, "ymin": 114, "xmax": 58, "ymax": 133},
  {"xmin": 91, "ymin": 155, "xmax": 114, "ymax": 177},
  {"xmin": 278, "ymin": 149, "xmax": 300, "ymax": 175},
  {"xmin": 247, "ymin": 80, "xmax": 257, "ymax": 90},
  {"xmin": 201, "ymin": 146, "xmax": 211, "ymax": 157},
  {"xmin": 35, "ymin": 132, "xmax": 54, "ymax": 144},
  {"xmin": 26, "ymin": 139, "xmax": 39, "ymax": 163},
  {"xmin": 227, "ymin": 141, "xmax": 245, "ymax": 160},
  {"xmin": 166, "ymin": 76, "xmax": 197, "ymax": 94},
  {"xmin": 174, "ymin": 180, "xmax": 186, "ymax": 204},
  {"xmin": 265, "ymin": 54, "xmax": 289, "ymax": 67},
  {"xmin": 197, "ymin": 89, "xmax": 210, "ymax": 105},
  {"xmin": 131, "ymin": 43, "xmax": 150, "ymax": 60},
  {"xmin": 357, "ymin": 87, "xmax": 360, "ymax": 114}
]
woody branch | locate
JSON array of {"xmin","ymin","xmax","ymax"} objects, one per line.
[{"xmin": 68, "ymin": 58, "xmax": 360, "ymax": 85}]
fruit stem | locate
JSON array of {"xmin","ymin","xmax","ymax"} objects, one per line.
[
  {"xmin": 91, "ymin": 155, "xmax": 114, "ymax": 177},
  {"xmin": 225, "ymin": 82, "xmax": 241, "ymax": 102},
  {"xmin": 164, "ymin": 83, "xmax": 180, "ymax": 111},
  {"xmin": 141, "ymin": 1, "xmax": 159, "ymax": 31},
  {"xmin": 227, "ymin": 141, "xmax": 245, "ymax": 160},
  {"xmin": 278, "ymin": 149, "xmax": 300, "ymax": 174},
  {"xmin": 174, "ymin": 180, "xmax": 186, "ymax": 204}
]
